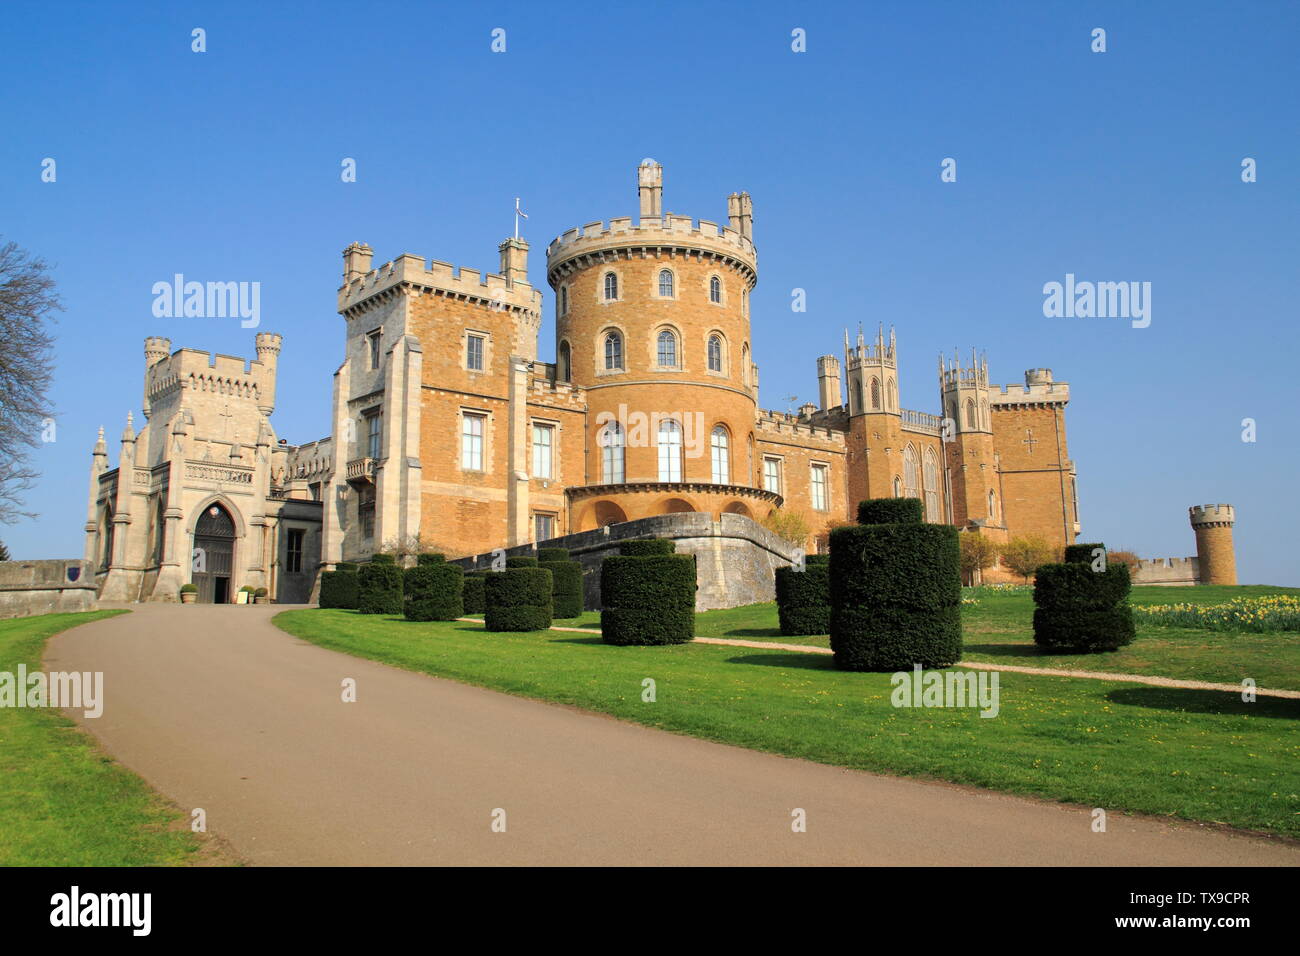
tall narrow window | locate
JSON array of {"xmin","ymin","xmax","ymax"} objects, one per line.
[
  {"xmin": 604, "ymin": 331, "xmax": 623, "ymax": 370},
  {"xmin": 600, "ymin": 422, "xmax": 625, "ymax": 484},
  {"xmin": 532, "ymin": 423, "xmax": 554, "ymax": 479},
  {"xmin": 603, "ymin": 272, "xmax": 618, "ymax": 301},
  {"xmin": 888, "ymin": 379, "xmax": 897, "ymax": 411},
  {"xmin": 709, "ymin": 276, "xmax": 721, "ymax": 303},
  {"xmin": 657, "ymin": 329, "xmax": 677, "ymax": 367},
  {"xmin": 359, "ymin": 487, "xmax": 375, "ymax": 540},
  {"xmin": 708, "ymin": 335, "xmax": 723, "ymax": 372},
  {"xmin": 811, "ymin": 464, "xmax": 829, "ymax": 511},
  {"xmin": 367, "ymin": 329, "xmax": 382, "ymax": 370},
  {"xmin": 461, "ymin": 413, "xmax": 484, "ymax": 471},
  {"xmin": 466, "ymin": 333, "xmax": 485, "ymax": 371},
  {"xmin": 710, "ymin": 427, "xmax": 729, "ymax": 484},
  {"xmin": 966, "ymin": 398, "xmax": 976, "ymax": 429},
  {"xmin": 558, "ymin": 341, "xmax": 571, "ymax": 382},
  {"xmin": 870, "ymin": 377, "xmax": 881, "ymax": 409},
  {"xmin": 658, "ymin": 419, "xmax": 683, "ymax": 482},
  {"xmin": 559, "ymin": 286, "xmax": 568, "ymax": 315},
  {"xmin": 893, "ymin": 476, "xmax": 902, "ymax": 497},
  {"xmin": 365, "ymin": 410, "xmax": 382, "ymax": 460},
  {"xmin": 763, "ymin": 457, "xmax": 782, "ymax": 494},
  {"xmin": 534, "ymin": 513, "xmax": 555, "ymax": 542},
  {"xmin": 741, "ymin": 344, "xmax": 750, "ymax": 385},
  {"xmin": 903, "ymin": 445, "xmax": 920, "ymax": 499},
  {"xmin": 286, "ymin": 528, "xmax": 304, "ymax": 574},
  {"xmin": 924, "ymin": 448, "xmax": 940, "ymax": 522},
  {"xmin": 658, "ymin": 269, "xmax": 674, "ymax": 297},
  {"xmin": 989, "ymin": 489, "xmax": 997, "ymax": 519}
]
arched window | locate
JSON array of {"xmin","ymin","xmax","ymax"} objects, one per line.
[
  {"xmin": 600, "ymin": 421, "xmax": 625, "ymax": 484},
  {"xmin": 559, "ymin": 286, "xmax": 568, "ymax": 315},
  {"xmin": 658, "ymin": 419, "xmax": 683, "ymax": 482},
  {"xmin": 857, "ymin": 380, "xmax": 866, "ymax": 415},
  {"xmin": 903, "ymin": 445, "xmax": 920, "ymax": 499},
  {"xmin": 887, "ymin": 379, "xmax": 897, "ymax": 411},
  {"xmin": 710, "ymin": 426, "xmax": 730, "ymax": 484},
  {"xmin": 657, "ymin": 329, "xmax": 677, "ymax": 367},
  {"xmin": 741, "ymin": 288, "xmax": 748, "ymax": 315},
  {"xmin": 981, "ymin": 398, "xmax": 989, "ymax": 429},
  {"xmin": 966, "ymin": 399, "xmax": 976, "ymax": 429},
  {"xmin": 708, "ymin": 334, "xmax": 723, "ymax": 372},
  {"xmin": 100, "ymin": 503, "xmax": 115, "ymax": 569},
  {"xmin": 870, "ymin": 377, "xmax": 881, "ymax": 410},
  {"xmin": 603, "ymin": 272, "xmax": 618, "ymax": 301},
  {"xmin": 923, "ymin": 448, "xmax": 940, "ymax": 522},
  {"xmin": 558, "ymin": 341, "xmax": 571, "ymax": 382},
  {"xmin": 893, "ymin": 476, "xmax": 902, "ymax": 498},
  {"xmin": 604, "ymin": 331, "xmax": 623, "ymax": 370},
  {"xmin": 658, "ymin": 269, "xmax": 674, "ymax": 297},
  {"xmin": 988, "ymin": 489, "xmax": 997, "ymax": 519},
  {"xmin": 709, "ymin": 275, "xmax": 722, "ymax": 303},
  {"xmin": 741, "ymin": 344, "xmax": 750, "ymax": 385}
]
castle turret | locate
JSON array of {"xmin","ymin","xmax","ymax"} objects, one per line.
[
  {"xmin": 637, "ymin": 160, "xmax": 663, "ymax": 220},
  {"xmin": 1190, "ymin": 504, "xmax": 1237, "ymax": 585},
  {"xmin": 845, "ymin": 325, "xmax": 898, "ymax": 417},
  {"xmin": 940, "ymin": 349, "xmax": 998, "ymax": 529},
  {"xmin": 255, "ymin": 332, "xmax": 282, "ymax": 415},
  {"xmin": 342, "ymin": 241, "xmax": 373, "ymax": 285},
  {"xmin": 816, "ymin": 355, "xmax": 842, "ymax": 410},
  {"xmin": 142, "ymin": 337, "xmax": 170, "ymax": 418},
  {"xmin": 498, "ymin": 237, "xmax": 529, "ymax": 288}
]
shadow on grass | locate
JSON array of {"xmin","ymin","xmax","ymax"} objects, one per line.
[
  {"xmin": 1106, "ymin": 686, "xmax": 1300, "ymax": 719},
  {"xmin": 724, "ymin": 653, "xmax": 838, "ymax": 671},
  {"xmin": 550, "ymin": 635, "xmax": 605, "ymax": 646},
  {"xmin": 715, "ymin": 627, "xmax": 785, "ymax": 638}
]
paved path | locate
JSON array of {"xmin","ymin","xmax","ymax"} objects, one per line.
[{"xmin": 47, "ymin": 605, "xmax": 1299, "ymax": 866}]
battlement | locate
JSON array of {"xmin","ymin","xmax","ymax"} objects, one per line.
[
  {"xmin": 939, "ymin": 350, "xmax": 989, "ymax": 390},
  {"xmin": 1189, "ymin": 503, "xmax": 1235, "ymax": 526},
  {"xmin": 338, "ymin": 251, "xmax": 542, "ymax": 316},
  {"xmin": 755, "ymin": 410, "xmax": 846, "ymax": 446},
  {"xmin": 990, "ymin": 381, "xmax": 1071, "ymax": 405},
  {"xmin": 844, "ymin": 326, "xmax": 896, "ymax": 369},
  {"xmin": 545, "ymin": 216, "xmax": 758, "ymax": 280},
  {"xmin": 528, "ymin": 370, "xmax": 587, "ymax": 407},
  {"xmin": 1131, "ymin": 555, "xmax": 1201, "ymax": 586}
]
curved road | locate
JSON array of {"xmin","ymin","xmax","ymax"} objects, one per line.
[{"xmin": 46, "ymin": 604, "xmax": 1298, "ymax": 866}]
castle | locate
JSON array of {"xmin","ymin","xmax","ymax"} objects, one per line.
[{"xmin": 81, "ymin": 160, "xmax": 1231, "ymax": 604}]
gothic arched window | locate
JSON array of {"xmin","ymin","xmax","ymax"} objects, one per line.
[
  {"xmin": 559, "ymin": 285, "xmax": 568, "ymax": 315},
  {"xmin": 966, "ymin": 398, "xmax": 976, "ymax": 429},
  {"xmin": 870, "ymin": 377, "xmax": 881, "ymax": 410},
  {"xmin": 658, "ymin": 419, "xmax": 683, "ymax": 482},
  {"xmin": 710, "ymin": 426, "xmax": 730, "ymax": 484},
  {"xmin": 603, "ymin": 272, "xmax": 618, "ymax": 301},
  {"xmin": 600, "ymin": 422, "xmax": 625, "ymax": 484},
  {"xmin": 903, "ymin": 445, "xmax": 920, "ymax": 500},
  {"xmin": 923, "ymin": 448, "xmax": 940, "ymax": 522},
  {"xmin": 709, "ymin": 275, "xmax": 722, "ymax": 303},
  {"xmin": 658, "ymin": 269, "xmax": 674, "ymax": 297},
  {"xmin": 708, "ymin": 334, "xmax": 723, "ymax": 372},
  {"xmin": 558, "ymin": 341, "xmax": 571, "ymax": 382},
  {"xmin": 657, "ymin": 329, "xmax": 678, "ymax": 368},
  {"xmin": 604, "ymin": 331, "xmax": 623, "ymax": 370}
]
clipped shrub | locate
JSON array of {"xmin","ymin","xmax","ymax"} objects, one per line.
[
  {"xmin": 180, "ymin": 583, "xmax": 198, "ymax": 594},
  {"xmin": 1064, "ymin": 542, "xmax": 1106, "ymax": 565},
  {"xmin": 804, "ymin": 553, "xmax": 830, "ymax": 566},
  {"xmin": 539, "ymin": 558, "xmax": 584, "ymax": 618},
  {"xmin": 775, "ymin": 561, "xmax": 830, "ymax": 635},
  {"xmin": 319, "ymin": 569, "xmax": 359, "ymax": 609},
  {"xmin": 336, "ymin": 562, "xmax": 358, "ymax": 572},
  {"xmin": 358, "ymin": 560, "xmax": 403, "ymax": 615},
  {"xmin": 462, "ymin": 572, "xmax": 487, "ymax": 614},
  {"xmin": 1033, "ymin": 553, "xmax": 1135, "ymax": 652},
  {"xmin": 829, "ymin": 498, "xmax": 962, "ymax": 670},
  {"xmin": 505, "ymin": 556, "xmax": 538, "ymax": 568},
  {"xmin": 537, "ymin": 547, "xmax": 570, "ymax": 563},
  {"xmin": 857, "ymin": 497, "xmax": 923, "ymax": 526},
  {"xmin": 484, "ymin": 567, "xmax": 553, "ymax": 631},
  {"xmin": 371, "ymin": 553, "xmax": 397, "ymax": 566},
  {"xmin": 417, "ymin": 552, "xmax": 446, "ymax": 566},
  {"xmin": 601, "ymin": 553, "xmax": 695, "ymax": 646},
  {"xmin": 403, "ymin": 562, "xmax": 464, "ymax": 621},
  {"xmin": 618, "ymin": 539, "xmax": 675, "ymax": 557}
]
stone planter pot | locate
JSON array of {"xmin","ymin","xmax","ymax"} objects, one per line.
[
  {"xmin": 180, "ymin": 591, "xmax": 197, "ymax": 604},
  {"xmin": 254, "ymin": 596, "xmax": 269, "ymax": 605}
]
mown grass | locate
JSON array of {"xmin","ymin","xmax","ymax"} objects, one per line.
[
  {"xmin": 276, "ymin": 608, "xmax": 1300, "ymax": 838},
  {"xmin": 0, "ymin": 610, "xmax": 204, "ymax": 865}
]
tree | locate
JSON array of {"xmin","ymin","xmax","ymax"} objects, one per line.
[
  {"xmin": 0, "ymin": 540, "xmax": 10, "ymax": 562},
  {"xmin": 763, "ymin": 507, "xmax": 811, "ymax": 548},
  {"xmin": 814, "ymin": 516, "xmax": 855, "ymax": 554},
  {"xmin": 959, "ymin": 532, "xmax": 999, "ymax": 586},
  {"xmin": 1106, "ymin": 549, "xmax": 1141, "ymax": 576},
  {"xmin": 999, "ymin": 536, "xmax": 1059, "ymax": 583},
  {"xmin": 0, "ymin": 240, "xmax": 61, "ymax": 523}
]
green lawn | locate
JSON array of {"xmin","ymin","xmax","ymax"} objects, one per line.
[
  {"xmin": 0, "ymin": 610, "xmax": 206, "ymax": 866},
  {"xmin": 275, "ymin": 608, "xmax": 1300, "ymax": 838},
  {"xmin": 692, "ymin": 585, "xmax": 1300, "ymax": 690}
]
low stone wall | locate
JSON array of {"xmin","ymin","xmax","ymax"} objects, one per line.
[
  {"xmin": 455, "ymin": 513, "xmax": 802, "ymax": 611},
  {"xmin": 0, "ymin": 559, "xmax": 99, "ymax": 619},
  {"xmin": 1132, "ymin": 555, "xmax": 1200, "ymax": 586}
]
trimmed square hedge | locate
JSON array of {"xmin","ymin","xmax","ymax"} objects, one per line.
[
  {"xmin": 403, "ymin": 562, "xmax": 464, "ymax": 621},
  {"xmin": 505, "ymin": 556, "xmax": 538, "ymax": 568},
  {"xmin": 358, "ymin": 561, "xmax": 404, "ymax": 615},
  {"xmin": 774, "ymin": 563, "xmax": 830, "ymax": 635},
  {"xmin": 618, "ymin": 539, "xmax": 676, "ymax": 557},
  {"xmin": 601, "ymin": 553, "xmax": 696, "ymax": 645},
  {"xmin": 1063, "ymin": 542, "xmax": 1106, "ymax": 566},
  {"xmin": 463, "ymin": 572, "xmax": 487, "ymax": 614},
  {"xmin": 828, "ymin": 499, "xmax": 962, "ymax": 671},
  {"xmin": 1033, "ymin": 552, "xmax": 1135, "ymax": 652},
  {"xmin": 539, "ymin": 559, "xmax": 584, "ymax": 618},
  {"xmin": 319, "ymin": 569, "xmax": 359, "ymax": 609},
  {"xmin": 484, "ymin": 567, "xmax": 553, "ymax": 632},
  {"xmin": 537, "ymin": 547, "xmax": 570, "ymax": 563},
  {"xmin": 416, "ymin": 552, "xmax": 445, "ymax": 566}
]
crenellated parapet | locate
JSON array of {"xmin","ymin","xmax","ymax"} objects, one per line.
[
  {"xmin": 756, "ymin": 410, "xmax": 846, "ymax": 446},
  {"xmin": 545, "ymin": 215, "xmax": 758, "ymax": 288},
  {"xmin": 338, "ymin": 252, "xmax": 543, "ymax": 324}
]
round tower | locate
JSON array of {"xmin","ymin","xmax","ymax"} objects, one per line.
[
  {"xmin": 546, "ymin": 161, "xmax": 768, "ymax": 527},
  {"xmin": 142, "ymin": 337, "xmax": 172, "ymax": 418},
  {"xmin": 1189, "ymin": 503, "xmax": 1237, "ymax": 585}
]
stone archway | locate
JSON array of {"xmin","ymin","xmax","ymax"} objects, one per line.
[
  {"xmin": 192, "ymin": 501, "xmax": 237, "ymax": 604},
  {"xmin": 658, "ymin": 497, "xmax": 695, "ymax": 514},
  {"xmin": 723, "ymin": 501, "xmax": 752, "ymax": 518}
]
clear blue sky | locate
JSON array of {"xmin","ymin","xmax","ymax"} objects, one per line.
[{"xmin": 2, "ymin": 1, "xmax": 1297, "ymax": 584}]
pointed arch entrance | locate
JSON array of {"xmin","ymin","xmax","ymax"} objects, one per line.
[{"xmin": 193, "ymin": 502, "xmax": 236, "ymax": 603}]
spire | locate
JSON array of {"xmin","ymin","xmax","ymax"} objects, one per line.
[
  {"xmin": 121, "ymin": 411, "xmax": 135, "ymax": 443},
  {"xmin": 93, "ymin": 426, "xmax": 107, "ymax": 457}
]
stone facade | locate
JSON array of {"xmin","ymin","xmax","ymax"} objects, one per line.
[{"xmin": 0, "ymin": 559, "xmax": 98, "ymax": 619}]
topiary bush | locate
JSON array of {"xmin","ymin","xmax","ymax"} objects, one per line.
[
  {"xmin": 601, "ymin": 549, "xmax": 696, "ymax": 646},
  {"xmin": 416, "ymin": 552, "xmax": 445, "ymax": 566},
  {"xmin": 1033, "ymin": 548, "xmax": 1136, "ymax": 652},
  {"xmin": 484, "ymin": 567, "xmax": 553, "ymax": 631},
  {"xmin": 403, "ymin": 562, "xmax": 464, "ymax": 621},
  {"xmin": 358, "ymin": 560, "xmax": 404, "ymax": 615},
  {"xmin": 371, "ymin": 553, "xmax": 397, "ymax": 566},
  {"xmin": 505, "ymin": 556, "xmax": 538, "ymax": 568},
  {"xmin": 319, "ymin": 569, "xmax": 359, "ymax": 609},
  {"xmin": 537, "ymin": 547, "xmax": 570, "ymax": 563},
  {"xmin": 462, "ymin": 572, "xmax": 487, "ymax": 614},
  {"xmin": 775, "ymin": 561, "xmax": 830, "ymax": 635},
  {"xmin": 539, "ymin": 557, "xmax": 584, "ymax": 618},
  {"xmin": 618, "ymin": 539, "xmax": 676, "ymax": 557},
  {"xmin": 829, "ymin": 498, "xmax": 962, "ymax": 670}
]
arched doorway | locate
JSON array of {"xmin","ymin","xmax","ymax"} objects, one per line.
[{"xmin": 193, "ymin": 503, "xmax": 236, "ymax": 604}]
